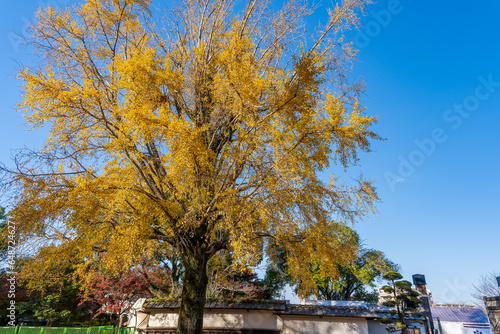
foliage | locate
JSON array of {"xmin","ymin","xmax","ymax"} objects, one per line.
[
  {"xmin": 4, "ymin": 0, "xmax": 380, "ymax": 333},
  {"xmin": 0, "ymin": 271, "xmax": 26, "ymax": 325},
  {"xmin": 290, "ymin": 222, "xmax": 358, "ymax": 298},
  {"xmin": 206, "ymin": 250, "xmax": 265, "ymax": 300},
  {"xmin": 471, "ymin": 272, "xmax": 500, "ymax": 311},
  {"xmin": 1, "ymin": 267, "xmax": 103, "ymax": 327},
  {"xmin": 10, "ymin": 251, "xmax": 172, "ymax": 326},
  {"xmin": 0, "ymin": 207, "xmax": 6, "ymax": 222},
  {"xmin": 81, "ymin": 258, "xmax": 173, "ymax": 323},
  {"xmin": 312, "ymin": 247, "xmax": 396, "ymax": 302},
  {"xmin": 380, "ymin": 271, "xmax": 423, "ymax": 334},
  {"xmin": 0, "ymin": 207, "xmax": 8, "ymax": 263},
  {"xmin": 15, "ymin": 255, "xmax": 100, "ymax": 326},
  {"xmin": 18, "ymin": 287, "xmax": 89, "ymax": 327},
  {"xmin": 263, "ymin": 227, "xmax": 396, "ymax": 302},
  {"xmin": 262, "ymin": 237, "xmax": 300, "ymax": 300}
]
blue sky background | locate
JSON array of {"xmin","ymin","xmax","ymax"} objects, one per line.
[{"xmin": 1, "ymin": 0, "xmax": 499, "ymax": 305}]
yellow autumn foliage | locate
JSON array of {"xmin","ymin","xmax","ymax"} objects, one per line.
[{"xmin": 5, "ymin": 0, "xmax": 379, "ymax": 331}]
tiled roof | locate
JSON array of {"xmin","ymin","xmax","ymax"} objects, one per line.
[
  {"xmin": 281, "ymin": 304, "xmax": 377, "ymax": 317},
  {"xmin": 431, "ymin": 306, "xmax": 489, "ymax": 323},
  {"xmin": 143, "ymin": 300, "xmax": 287, "ymax": 311},
  {"xmin": 141, "ymin": 299, "xmax": 407, "ymax": 319}
]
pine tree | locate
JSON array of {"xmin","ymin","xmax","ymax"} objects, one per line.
[{"xmin": 380, "ymin": 271, "xmax": 424, "ymax": 333}]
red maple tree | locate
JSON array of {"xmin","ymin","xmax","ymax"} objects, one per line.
[{"xmin": 81, "ymin": 260, "xmax": 172, "ymax": 321}]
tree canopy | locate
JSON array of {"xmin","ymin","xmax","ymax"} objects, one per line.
[
  {"xmin": 2, "ymin": 0, "xmax": 380, "ymax": 333},
  {"xmin": 263, "ymin": 227, "xmax": 397, "ymax": 302},
  {"xmin": 304, "ymin": 246, "xmax": 397, "ymax": 302}
]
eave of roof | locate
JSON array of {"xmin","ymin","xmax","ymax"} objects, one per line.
[
  {"xmin": 141, "ymin": 300, "xmax": 415, "ymax": 320},
  {"xmin": 144, "ymin": 300, "xmax": 287, "ymax": 311},
  {"xmin": 278, "ymin": 304, "xmax": 379, "ymax": 318}
]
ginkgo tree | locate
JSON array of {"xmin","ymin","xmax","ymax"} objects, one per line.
[{"xmin": 3, "ymin": 0, "xmax": 380, "ymax": 333}]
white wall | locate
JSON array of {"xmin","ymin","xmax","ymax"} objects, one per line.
[
  {"xmin": 434, "ymin": 321, "xmax": 462, "ymax": 334},
  {"xmin": 463, "ymin": 326, "xmax": 493, "ymax": 334},
  {"xmin": 127, "ymin": 299, "xmax": 149, "ymax": 330},
  {"xmin": 147, "ymin": 309, "xmax": 279, "ymax": 330},
  {"xmin": 367, "ymin": 320, "xmax": 391, "ymax": 334},
  {"xmin": 280, "ymin": 315, "xmax": 369, "ymax": 334},
  {"xmin": 134, "ymin": 306, "xmax": 428, "ymax": 334},
  {"xmin": 435, "ymin": 321, "xmax": 494, "ymax": 334}
]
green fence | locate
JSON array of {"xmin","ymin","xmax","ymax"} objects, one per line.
[{"xmin": 0, "ymin": 327, "xmax": 135, "ymax": 334}]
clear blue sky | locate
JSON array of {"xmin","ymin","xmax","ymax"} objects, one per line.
[{"xmin": 1, "ymin": 0, "xmax": 499, "ymax": 305}]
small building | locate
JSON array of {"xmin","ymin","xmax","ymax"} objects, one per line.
[
  {"xmin": 128, "ymin": 299, "xmax": 426, "ymax": 334},
  {"xmin": 431, "ymin": 305, "xmax": 493, "ymax": 334},
  {"xmin": 484, "ymin": 296, "xmax": 500, "ymax": 334}
]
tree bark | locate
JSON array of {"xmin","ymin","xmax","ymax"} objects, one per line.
[{"xmin": 177, "ymin": 252, "xmax": 209, "ymax": 334}]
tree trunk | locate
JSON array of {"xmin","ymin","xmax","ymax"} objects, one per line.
[{"xmin": 177, "ymin": 253, "xmax": 209, "ymax": 334}]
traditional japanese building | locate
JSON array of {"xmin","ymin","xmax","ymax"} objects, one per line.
[
  {"xmin": 128, "ymin": 299, "xmax": 426, "ymax": 334},
  {"xmin": 431, "ymin": 304, "xmax": 493, "ymax": 334}
]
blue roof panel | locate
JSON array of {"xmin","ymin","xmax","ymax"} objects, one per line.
[{"xmin": 431, "ymin": 306, "xmax": 489, "ymax": 323}]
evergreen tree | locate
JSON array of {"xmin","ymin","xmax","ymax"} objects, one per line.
[{"xmin": 380, "ymin": 271, "xmax": 423, "ymax": 334}]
